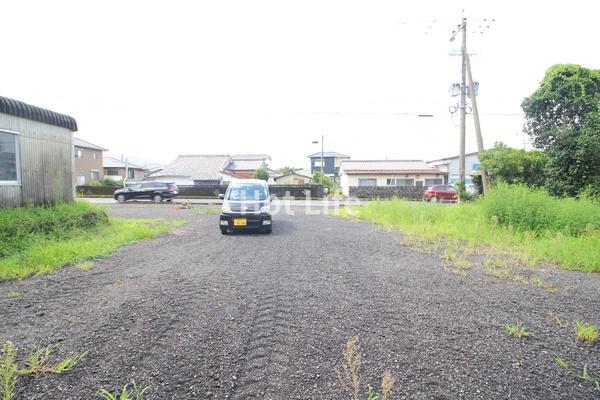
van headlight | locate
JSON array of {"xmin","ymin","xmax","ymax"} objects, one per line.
[
  {"xmin": 260, "ymin": 205, "xmax": 270, "ymax": 214},
  {"xmin": 221, "ymin": 203, "xmax": 232, "ymax": 214}
]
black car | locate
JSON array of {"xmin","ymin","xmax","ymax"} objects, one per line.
[
  {"xmin": 219, "ymin": 180, "xmax": 272, "ymax": 234},
  {"xmin": 114, "ymin": 182, "xmax": 179, "ymax": 203}
]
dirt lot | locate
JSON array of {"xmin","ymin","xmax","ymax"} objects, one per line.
[{"xmin": 1, "ymin": 203, "xmax": 599, "ymax": 399}]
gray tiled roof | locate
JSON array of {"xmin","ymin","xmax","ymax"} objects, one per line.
[
  {"xmin": 307, "ymin": 151, "xmax": 350, "ymax": 158},
  {"xmin": 153, "ymin": 155, "xmax": 232, "ymax": 180},
  {"xmin": 231, "ymin": 154, "xmax": 271, "ymax": 161},
  {"xmin": 228, "ymin": 159, "xmax": 266, "ymax": 171}
]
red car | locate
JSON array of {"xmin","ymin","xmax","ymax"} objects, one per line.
[{"xmin": 424, "ymin": 184, "xmax": 458, "ymax": 202}]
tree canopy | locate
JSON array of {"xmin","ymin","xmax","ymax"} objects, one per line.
[
  {"xmin": 522, "ymin": 64, "xmax": 600, "ymax": 148},
  {"xmin": 522, "ymin": 64, "xmax": 600, "ymax": 197},
  {"xmin": 479, "ymin": 142, "xmax": 547, "ymax": 187},
  {"xmin": 253, "ymin": 166, "xmax": 269, "ymax": 181},
  {"xmin": 277, "ymin": 166, "xmax": 301, "ymax": 175}
]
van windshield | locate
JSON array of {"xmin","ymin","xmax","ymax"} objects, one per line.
[{"xmin": 227, "ymin": 183, "xmax": 268, "ymax": 201}]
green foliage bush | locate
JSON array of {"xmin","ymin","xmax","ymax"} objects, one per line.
[
  {"xmin": 482, "ymin": 183, "xmax": 600, "ymax": 236},
  {"xmin": 253, "ymin": 166, "xmax": 269, "ymax": 181},
  {"xmin": 0, "ymin": 202, "xmax": 108, "ymax": 258}
]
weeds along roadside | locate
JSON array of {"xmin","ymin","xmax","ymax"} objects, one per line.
[
  {"xmin": 339, "ymin": 184, "xmax": 600, "ymax": 273},
  {"xmin": 0, "ymin": 202, "xmax": 184, "ymax": 281}
]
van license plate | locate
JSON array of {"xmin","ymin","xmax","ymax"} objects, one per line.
[{"xmin": 233, "ymin": 218, "xmax": 247, "ymax": 226}]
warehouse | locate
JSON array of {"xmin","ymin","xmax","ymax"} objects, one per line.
[{"xmin": 0, "ymin": 96, "xmax": 77, "ymax": 206}]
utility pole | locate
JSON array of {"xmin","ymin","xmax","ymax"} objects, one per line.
[
  {"xmin": 458, "ymin": 14, "xmax": 467, "ymax": 190},
  {"xmin": 320, "ymin": 134, "xmax": 324, "ymax": 185},
  {"xmin": 466, "ymin": 54, "xmax": 489, "ymax": 195}
]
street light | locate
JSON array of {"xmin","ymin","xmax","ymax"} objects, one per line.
[{"xmin": 312, "ymin": 135, "xmax": 324, "ymax": 185}]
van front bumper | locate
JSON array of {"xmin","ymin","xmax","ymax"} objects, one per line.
[{"xmin": 219, "ymin": 213, "xmax": 272, "ymax": 230}]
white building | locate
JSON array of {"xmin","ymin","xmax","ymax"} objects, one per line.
[
  {"xmin": 427, "ymin": 152, "xmax": 481, "ymax": 191},
  {"xmin": 339, "ymin": 160, "xmax": 445, "ymax": 196}
]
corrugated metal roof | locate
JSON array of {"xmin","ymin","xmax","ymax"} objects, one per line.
[
  {"xmin": 308, "ymin": 151, "xmax": 350, "ymax": 158},
  {"xmin": 74, "ymin": 137, "xmax": 108, "ymax": 151},
  {"xmin": 103, "ymin": 157, "xmax": 145, "ymax": 169},
  {"xmin": 340, "ymin": 160, "xmax": 443, "ymax": 175},
  {"xmin": 0, "ymin": 96, "xmax": 77, "ymax": 131},
  {"xmin": 151, "ymin": 155, "xmax": 232, "ymax": 180}
]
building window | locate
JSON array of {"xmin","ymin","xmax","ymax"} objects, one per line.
[
  {"xmin": 91, "ymin": 170, "xmax": 100, "ymax": 180},
  {"xmin": 105, "ymin": 167, "xmax": 119, "ymax": 176},
  {"xmin": 93, "ymin": 152, "xmax": 97, "ymax": 160},
  {"xmin": 75, "ymin": 148, "xmax": 83, "ymax": 159},
  {"xmin": 358, "ymin": 178, "xmax": 377, "ymax": 187},
  {"xmin": 127, "ymin": 169, "xmax": 135, "ymax": 179},
  {"xmin": 313, "ymin": 160, "xmax": 323, "ymax": 167},
  {"xmin": 425, "ymin": 178, "xmax": 443, "ymax": 186},
  {"xmin": 386, "ymin": 178, "xmax": 414, "ymax": 186},
  {"xmin": 0, "ymin": 130, "xmax": 20, "ymax": 184}
]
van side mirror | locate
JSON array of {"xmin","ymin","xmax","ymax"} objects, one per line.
[
  {"xmin": 218, "ymin": 193, "xmax": 224, "ymax": 199},
  {"xmin": 269, "ymin": 194, "xmax": 275, "ymax": 202}
]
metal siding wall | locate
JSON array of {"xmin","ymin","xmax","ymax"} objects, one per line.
[{"xmin": 0, "ymin": 113, "xmax": 73, "ymax": 207}]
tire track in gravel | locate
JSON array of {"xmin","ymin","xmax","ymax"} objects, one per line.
[{"xmin": 230, "ymin": 280, "xmax": 294, "ymax": 400}]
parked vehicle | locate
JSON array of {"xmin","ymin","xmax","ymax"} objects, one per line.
[
  {"xmin": 219, "ymin": 180, "xmax": 272, "ymax": 234},
  {"xmin": 114, "ymin": 182, "xmax": 179, "ymax": 202},
  {"xmin": 424, "ymin": 184, "xmax": 458, "ymax": 202}
]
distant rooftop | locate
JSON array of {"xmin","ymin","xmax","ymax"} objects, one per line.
[
  {"xmin": 74, "ymin": 137, "xmax": 108, "ymax": 152},
  {"xmin": 231, "ymin": 154, "xmax": 271, "ymax": 161},
  {"xmin": 340, "ymin": 160, "xmax": 443, "ymax": 175},
  {"xmin": 427, "ymin": 152, "xmax": 479, "ymax": 163},
  {"xmin": 151, "ymin": 154, "xmax": 232, "ymax": 181},
  {"xmin": 308, "ymin": 151, "xmax": 350, "ymax": 158},
  {"xmin": 103, "ymin": 157, "xmax": 145, "ymax": 170}
]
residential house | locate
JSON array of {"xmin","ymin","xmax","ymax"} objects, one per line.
[
  {"xmin": 274, "ymin": 171, "xmax": 312, "ymax": 185},
  {"xmin": 146, "ymin": 154, "xmax": 232, "ymax": 185},
  {"xmin": 339, "ymin": 160, "xmax": 445, "ymax": 196},
  {"xmin": 0, "ymin": 95, "xmax": 77, "ymax": 207},
  {"xmin": 308, "ymin": 151, "xmax": 350, "ymax": 182},
  {"xmin": 74, "ymin": 137, "xmax": 108, "ymax": 185},
  {"xmin": 227, "ymin": 154, "xmax": 272, "ymax": 178},
  {"xmin": 103, "ymin": 157, "xmax": 146, "ymax": 182},
  {"xmin": 427, "ymin": 152, "xmax": 480, "ymax": 186},
  {"xmin": 146, "ymin": 154, "xmax": 275, "ymax": 185}
]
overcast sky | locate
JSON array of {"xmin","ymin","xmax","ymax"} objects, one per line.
[{"xmin": 3, "ymin": 0, "xmax": 599, "ymax": 169}]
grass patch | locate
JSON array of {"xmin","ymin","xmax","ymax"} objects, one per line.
[
  {"xmin": 0, "ymin": 341, "xmax": 86, "ymax": 400},
  {"xmin": 192, "ymin": 207, "xmax": 220, "ymax": 216},
  {"xmin": 337, "ymin": 337, "xmax": 394, "ymax": 400},
  {"xmin": 1, "ymin": 342, "xmax": 17, "ymax": 400},
  {"xmin": 504, "ymin": 321, "xmax": 531, "ymax": 338},
  {"xmin": 575, "ymin": 320, "xmax": 598, "ymax": 345},
  {"xmin": 0, "ymin": 202, "xmax": 108, "ymax": 258},
  {"xmin": 74, "ymin": 261, "xmax": 94, "ymax": 271},
  {"xmin": 555, "ymin": 356, "xmax": 600, "ymax": 393},
  {"xmin": 97, "ymin": 380, "xmax": 150, "ymax": 400},
  {"xmin": 548, "ymin": 311, "xmax": 567, "ymax": 328},
  {"xmin": 0, "ymin": 203, "xmax": 183, "ymax": 280},
  {"xmin": 6, "ymin": 292, "xmax": 19, "ymax": 299},
  {"xmin": 341, "ymin": 184, "xmax": 600, "ymax": 272}
]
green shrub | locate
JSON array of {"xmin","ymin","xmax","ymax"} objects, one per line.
[
  {"xmin": 481, "ymin": 183, "xmax": 600, "ymax": 236},
  {"xmin": 0, "ymin": 202, "xmax": 108, "ymax": 258}
]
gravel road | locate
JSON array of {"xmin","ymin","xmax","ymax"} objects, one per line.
[{"xmin": 1, "ymin": 204, "xmax": 599, "ymax": 399}]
